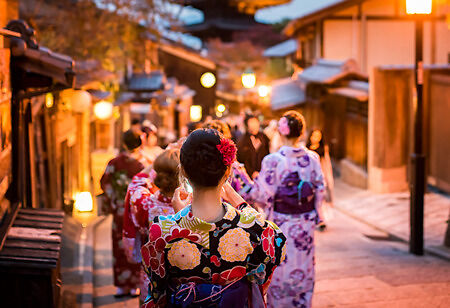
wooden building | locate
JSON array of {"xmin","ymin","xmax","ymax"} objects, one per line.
[{"xmin": 283, "ymin": 0, "xmax": 450, "ymax": 73}]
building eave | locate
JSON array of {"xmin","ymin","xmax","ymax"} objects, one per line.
[{"xmin": 283, "ymin": 0, "xmax": 368, "ymax": 37}]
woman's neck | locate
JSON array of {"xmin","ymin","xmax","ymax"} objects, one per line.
[
  {"xmin": 191, "ymin": 186, "xmax": 225, "ymax": 223},
  {"xmin": 282, "ymin": 137, "xmax": 299, "ymax": 148}
]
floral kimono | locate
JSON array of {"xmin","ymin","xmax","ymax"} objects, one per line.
[
  {"xmin": 247, "ymin": 146, "xmax": 325, "ymax": 308},
  {"xmin": 141, "ymin": 202, "xmax": 287, "ymax": 308},
  {"xmin": 100, "ymin": 152, "xmax": 144, "ymax": 290},
  {"xmin": 123, "ymin": 172, "xmax": 175, "ymax": 301}
]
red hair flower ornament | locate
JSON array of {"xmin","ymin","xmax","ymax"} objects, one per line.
[
  {"xmin": 216, "ymin": 139, "xmax": 237, "ymax": 166},
  {"xmin": 278, "ymin": 117, "xmax": 290, "ymax": 136}
]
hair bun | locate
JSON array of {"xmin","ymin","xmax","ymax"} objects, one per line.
[{"xmin": 180, "ymin": 129, "xmax": 228, "ymax": 187}]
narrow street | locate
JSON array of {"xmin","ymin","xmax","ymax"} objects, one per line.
[{"xmin": 75, "ymin": 208, "xmax": 450, "ymax": 308}]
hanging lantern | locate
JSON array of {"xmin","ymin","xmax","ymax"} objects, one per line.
[
  {"xmin": 190, "ymin": 105, "xmax": 202, "ymax": 122},
  {"xmin": 71, "ymin": 90, "xmax": 92, "ymax": 113},
  {"xmin": 241, "ymin": 68, "xmax": 256, "ymax": 89},
  {"xmin": 94, "ymin": 101, "xmax": 114, "ymax": 120}
]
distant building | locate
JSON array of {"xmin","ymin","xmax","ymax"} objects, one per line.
[{"xmin": 173, "ymin": 0, "xmax": 290, "ymax": 42}]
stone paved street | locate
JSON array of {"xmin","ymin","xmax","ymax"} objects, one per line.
[
  {"xmin": 314, "ymin": 210, "xmax": 450, "ymax": 308},
  {"xmin": 93, "ymin": 215, "xmax": 139, "ymax": 307},
  {"xmin": 61, "ymin": 191, "xmax": 450, "ymax": 307},
  {"xmin": 334, "ymin": 180, "xmax": 450, "ymax": 259}
]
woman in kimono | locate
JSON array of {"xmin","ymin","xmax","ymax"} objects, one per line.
[
  {"xmin": 247, "ymin": 111, "xmax": 325, "ymax": 308},
  {"xmin": 141, "ymin": 124, "xmax": 163, "ymax": 164},
  {"xmin": 307, "ymin": 129, "xmax": 334, "ymax": 230},
  {"xmin": 100, "ymin": 130, "xmax": 145, "ymax": 297},
  {"xmin": 123, "ymin": 149, "xmax": 180, "ymax": 302},
  {"xmin": 203, "ymin": 120, "xmax": 253, "ymax": 196},
  {"xmin": 141, "ymin": 129, "xmax": 286, "ymax": 308}
]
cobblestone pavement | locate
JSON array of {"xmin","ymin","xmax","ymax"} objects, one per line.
[{"xmin": 314, "ymin": 210, "xmax": 450, "ymax": 307}]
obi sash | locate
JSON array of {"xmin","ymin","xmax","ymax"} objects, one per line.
[
  {"xmin": 168, "ymin": 278, "xmax": 251, "ymax": 308},
  {"xmin": 273, "ymin": 171, "xmax": 315, "ymax": 215}
]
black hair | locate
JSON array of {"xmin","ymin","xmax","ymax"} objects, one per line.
[
  {"xmin": 131, "ymin": 119, "xmax": 140, "ymax": 126},
  {"xmin": 244, "ymin": 113, "xmax": 258, "ymax": 127},
  {"xmin": 282, "ymin": 110, "xmax": 306, "ymax": 139},
  {"xmin": 187, "ymin": 122, "xmax": 202, "ymax": 134},
  {"xmin": 180, "ymin": 129, "xmax": 228, "ymax": 187},
  {"xmin": 122, "ymin": 129, "xmax": 142, "ymax": 151},
  {"xmin": 202, "ymin": 120, "xmax": 232, "ymax": 139},
  {"xmin": 153, "ymin": 149, "xmax": 180, "ymax": 195}
]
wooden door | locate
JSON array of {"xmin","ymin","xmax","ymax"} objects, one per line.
[{"xmin": 428, "ymin": 74, "xmax": 450, "ymax": 192}]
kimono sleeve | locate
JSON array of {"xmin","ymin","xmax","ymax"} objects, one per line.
[
  {"xmin": 141, "ymin": 218, "xmax": 169, "ymax": 308},
  {"xmin": 239, "ymin": 203, "xmax": 286, "ymax": 296},
  {"xmin": 129, "ymin": 173, "xmax": 154, "ymax": 231},
  {"xmin": 247, "ymin": 154, "xmax": 280, "ymax": 207}
]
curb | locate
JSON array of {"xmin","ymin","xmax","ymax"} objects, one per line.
[
  {"xmin": 77, "ymin": 216, "xmax": 108, "ymax": 308},
  {"xmin": 334, "ymin": 206, "xmax": 450, "ymax": 262}
]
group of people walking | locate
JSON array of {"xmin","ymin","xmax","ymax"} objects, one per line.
[{"xmin": 100, "ymin": 110, "xmax": 334, "ymax": 308}]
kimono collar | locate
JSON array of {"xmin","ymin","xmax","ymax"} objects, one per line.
[{"xmin": 278, "ymin": 145, "xmax": 308, "ymax": 158}]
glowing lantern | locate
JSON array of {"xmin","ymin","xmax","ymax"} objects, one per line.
[
  {"xmin": 406, "ymin": 0, "xmax": 432, "ymax": 14},
  {"xmin": 190, "ymin": 105, "xmax": 202, "ymax": 122},
  {"xmin": 216, "ymin": 104, "xmax": 226, "ymax": 113},
  {"xmin": 241, "ymin": 69, "xmax": 256, "ymax": 89},
  {"xmin": 74, "ymin": 192, "xmax": 93, "ymax": 212},
  {"xmin": 200, "ymin": 72, "xmax": 216, "ymax": 88},
  {"xmin": 258, "ymin": 85, "xmax": 271, "ymax": 98},
  {"xmin": 45, "ymin": 93, "xmax": 54, "ymax": 108},
  {"xmin": 94, "ymin": 101, "xmax": 113, "ymax": 120},
  {"xmin": 71, "ymin": 90, "xmax": 92, "ymax": 113}
]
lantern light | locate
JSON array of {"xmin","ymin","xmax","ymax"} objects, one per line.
[
  {"xmin": 94, "ymin": 101, "xmax": 113, "ymax": 120},
  {"xmin": 216, "ymin": 104, "xmax": 226, "ymax": 113},
  {"xmin": 258, "ymin": 85, "xmax": 271, "ymax": 98},
  {"xmin": 70, "ymin": 90, "xmax": 92, "ymax": 113},
  {"xmin": 74, "ymin": 192, "xmax": 93, "ymax": 212},
  {"xmin": 241, "ymin": 68, "xmax": 256, "ymax": 89},
  {"xmin": 190, "ymin": 105, "xmax": 202, "ymax": 122},
  {"xmin": 45, "ymin": 93, "xmax": 54, "ymax": 108},
  {"xmin": 406, "ymin": 0, "xmax": 432, "ymax": 14},
  {"xmin": 200, "ymin": 72, "xmax": 216, "ymax": 88}
]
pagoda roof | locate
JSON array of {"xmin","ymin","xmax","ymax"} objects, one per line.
[
  {"xmin": 172, "ymin": 0, "xmax": 290, "ymax": 14},
  {"xmin": 184, "ymin": 17, "xmax": 259, "ymax": 32}
]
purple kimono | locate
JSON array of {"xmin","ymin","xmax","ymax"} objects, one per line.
[{"xmin": 247, "ymin": 146, "xmax": 325, "ymax": 308}]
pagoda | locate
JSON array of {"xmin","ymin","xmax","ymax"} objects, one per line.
[{"xmin": 173, "ymin": 0, "xmax": 290, "ymax": 42}]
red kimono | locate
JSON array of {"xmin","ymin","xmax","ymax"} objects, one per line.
[
  {"xmin": 100, "ymin": 152, "xmax": 144, "ymax": 289},
  {"xmin": 123, "ymin": 172, "xmax": 175, "ymax": 300}
]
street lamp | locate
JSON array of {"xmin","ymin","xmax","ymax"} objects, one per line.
[
  {"xmin": 406, "ymin": 0, "xmax": 432, "ymax": 256},
  {"xmin": 241, "ymin": 68, "xmax": 256, "ymax": 89}
]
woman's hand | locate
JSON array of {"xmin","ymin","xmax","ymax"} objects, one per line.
[
  {"xmin": 221, "ymin": 182, "xmax": 246, "ymax": 208},
  {"xmin": 172, "ymin": 187, "xmax": 191, "ymax": 213}
]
